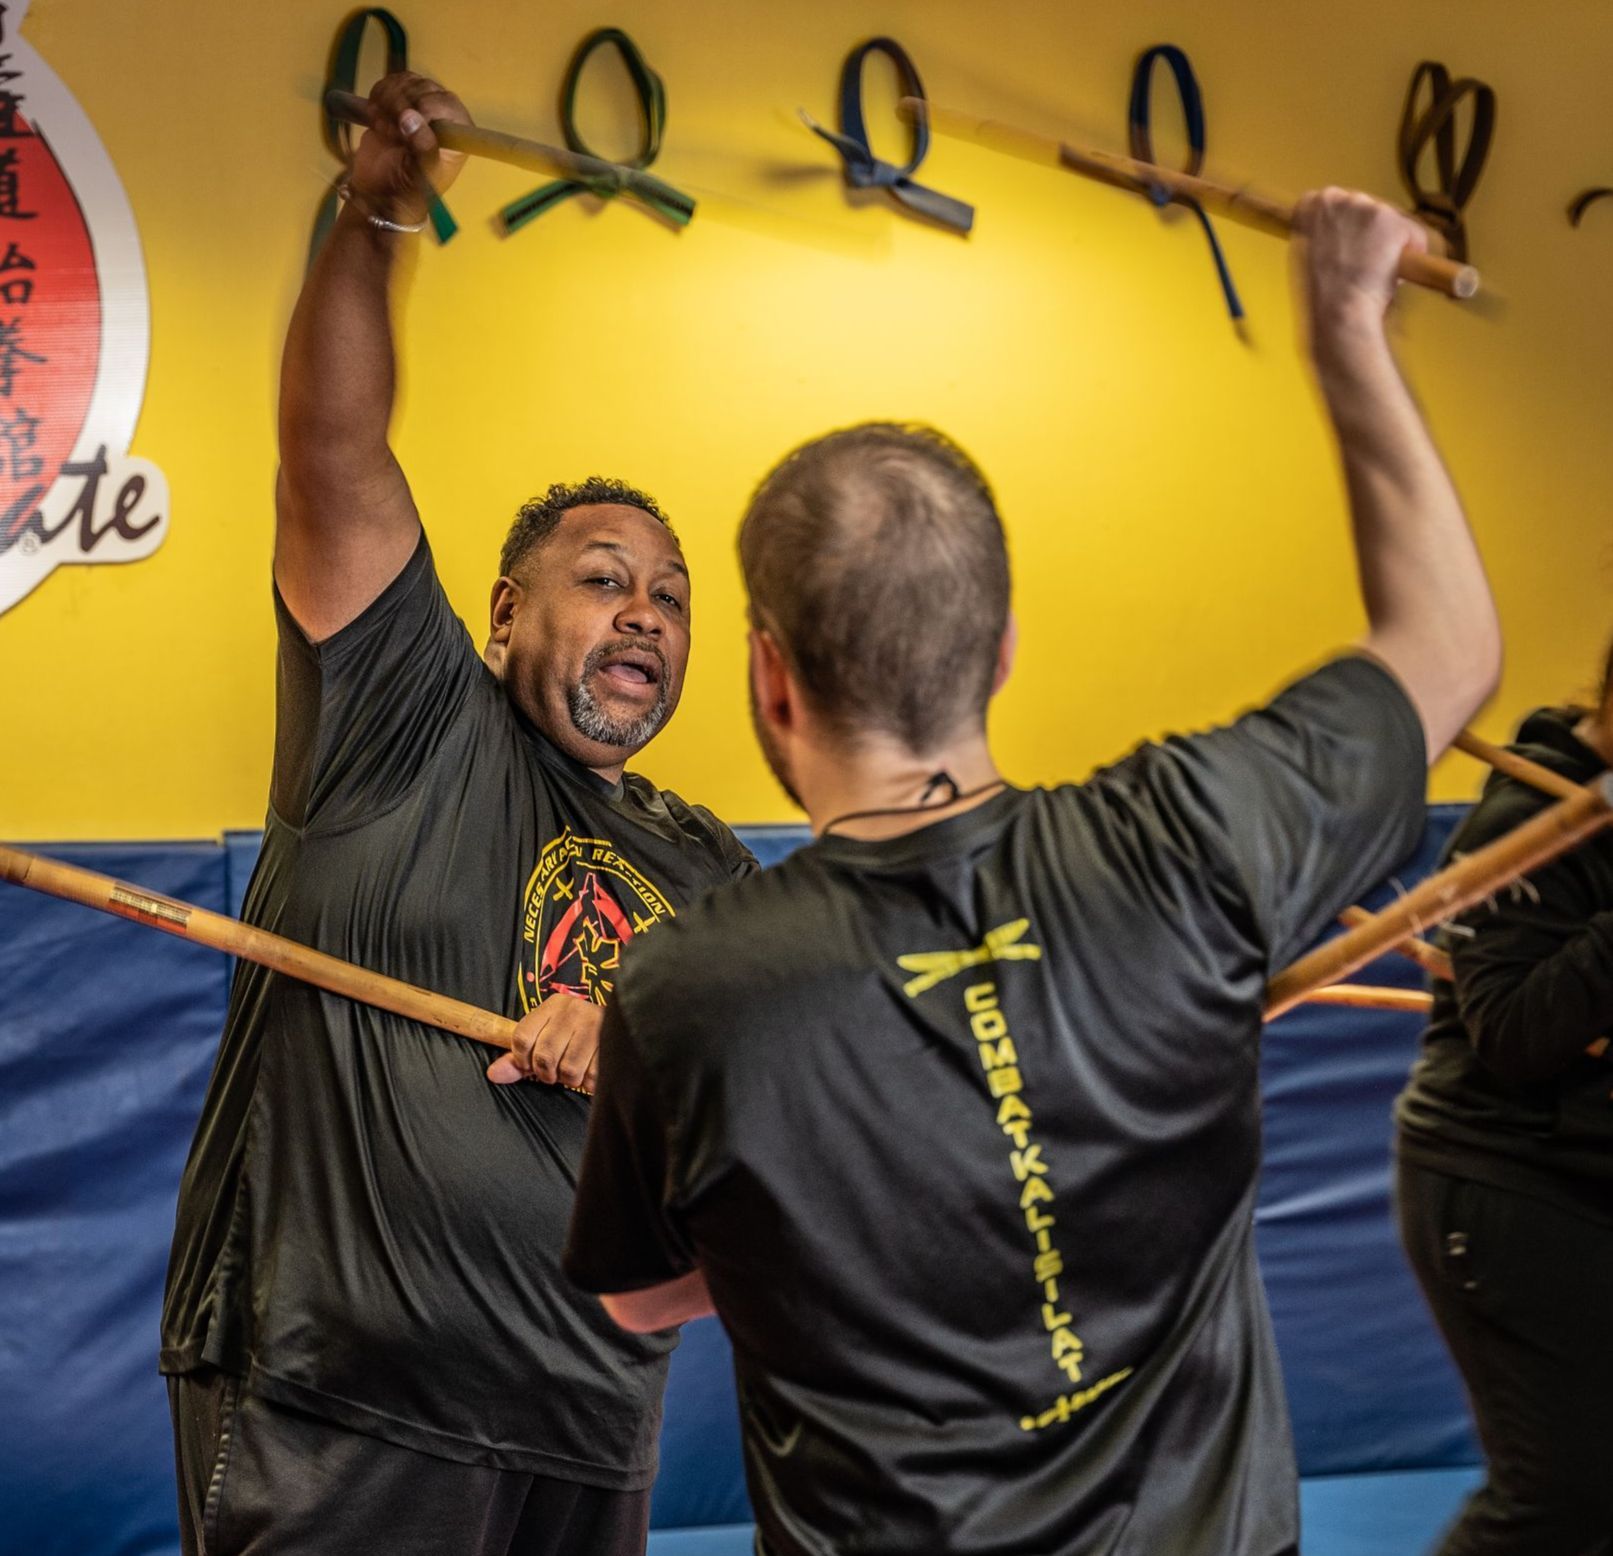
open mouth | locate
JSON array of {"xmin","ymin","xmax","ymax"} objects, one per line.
[{"xmin": 593, "ymin": 648, "xmax": 664, "ymax": 695}]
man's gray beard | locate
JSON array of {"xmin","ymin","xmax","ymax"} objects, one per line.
[{"xmin": 568, "ymin": 674, "xmax": 671, "ymax": 751}]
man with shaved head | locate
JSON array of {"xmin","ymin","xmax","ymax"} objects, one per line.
[
  {"xmin": 160, "ymin": 74, "xmax": 750, "ymax": 1556},
  {"xmin": 566, "ymin": 191, "xmax": 1502, "ymax": 1554}
]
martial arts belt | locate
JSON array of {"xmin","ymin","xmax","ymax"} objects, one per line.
[
  {"xmin": 808, "ymin": 38, "xmax": 974, "ymax": 233},
  {"xmin": 498, "ymin": 28, "xmax": 694, "ymax": 232},
  {"xmin": 309, "ymin": 7, "xmax": 458, "ymax": 265},
  {"xmin": 1569, "ymin": 185, "xmax": 1613, "ymax": 227},
  {"xmin": 1128, "ymin": 44, "xmax": 1243, "ymax": 322},
  {"xmin": 1397, "ymin": 60, "xmax": 1495, "ymax": 263}
]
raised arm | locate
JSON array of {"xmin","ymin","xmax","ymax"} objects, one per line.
[
  {"xmin": 275, "ymin": 74, "xmax": 470, "ymax": 642},
  {"xmin": 1295, "ymin": 189, "xmax": 1501, "ymax": 762}
]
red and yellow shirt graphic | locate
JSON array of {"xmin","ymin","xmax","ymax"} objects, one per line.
[{"xmin": 519, "ymin": 828, "xmax": 675, "ymax": 1010}]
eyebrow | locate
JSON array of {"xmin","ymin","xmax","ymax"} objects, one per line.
[{"xmin": 578, "ymin": 539, "xmax": 689, "ymax": 581}]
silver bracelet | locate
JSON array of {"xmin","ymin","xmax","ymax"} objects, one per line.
[{"xmin": 336, "ymin": 183, "xmax": 428, "ymax": 235}]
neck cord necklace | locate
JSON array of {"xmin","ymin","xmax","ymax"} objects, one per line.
[{"xmin": 820, "ymin": 770, "xmax": 1007, "ymax": 837}]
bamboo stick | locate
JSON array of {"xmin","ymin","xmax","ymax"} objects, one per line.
[
  {"xmin": 1454, "ymin": 729, "xmax": 1584, "ymax": 801},
  {"xmin": 1301, "ymin": 984, "xmax": 1433, "ymax": 1013},
  {"xmin": 899, "ymin": 97, "xmax": 1479, "ymax": 300},
  {"xmin": 0, "ymin": 844, "xmax": 516, "ymax": 1053},
  {"xmin": 1337, "ymin": 905, "xmax": 1453, "ymax": 981},
  {"xmin": 1328, "ymin": 728, "xmax": 1594, "ymax": 990},
  {"xmin": 1266, "ymin": 774, "xmax": 1613, "ymax": 1018},
  {"xmin": 323, "ymin": 89, "xmax": 695, "ymax": 223}
]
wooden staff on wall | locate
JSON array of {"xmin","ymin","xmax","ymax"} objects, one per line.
[
  {"xmin": 322, "ymin": 88, "xmax": 696, "ymax": 224},
  {"xmin": 899, "ymin": 97, "xmax": 1480, "ymax": 300}
]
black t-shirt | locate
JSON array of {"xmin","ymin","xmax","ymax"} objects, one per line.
[
  {"xmin": 565, "ymin": 656, "xmax": 1426, "ymax": 1554},
  {"xmin": 1397, "ymin": 706, "xmax": 1613, "ymax": 1227},
  {"xmin": 160, "ymin": 536, "xmax": 754, "ymax": 1488}
]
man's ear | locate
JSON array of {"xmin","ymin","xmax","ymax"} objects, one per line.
[
  {"xmin": 485, "ymin": 577, "xmax": 519, "ymax": 675},
  {"xmin": 991, "ymin": 613, "xmax": 1018, "ymax": 697},
  {"xmin": 749, "ymin": 628, "xmax": 795, "ymax": 730}
]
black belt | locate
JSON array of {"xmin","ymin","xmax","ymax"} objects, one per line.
[
  {"xmin": 310, "ymin": 8, "xmax": 457, "ymax": 263},
  {"xmin": 1569, "ymin": 186, "xmax": 1613, "ymax": 227},
  {"xmin": 808, "ymin": 38, "xmax": 973, "ymax": 233},
  {"xmin": 1397, "ymin": 60, "xmax": 1495, "ymax": 263},
  {"xmin": 499, "ymin": 28, "xmax": 694, "ymax": 232},
  {"xmin": 1128, "ymin": 44, "xmax": 1242, "ymax": 322}
]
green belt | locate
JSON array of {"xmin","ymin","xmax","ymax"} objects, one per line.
[
  {"xmin": 310, "ymin": 7, "xmax": 457, "ymax": 265},
  {"xmin": 500, "ymin": 28, "xmax": 694, "ymax": 232}
]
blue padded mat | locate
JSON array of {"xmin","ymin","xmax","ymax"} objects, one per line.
[
  {"xmin": 1299, "ymin": 1466, "xmax": 1482, "ymax": 1555},
  {"xmin": 0, "ymin": 814, "xmax": 1483, "ymax": 1554},
  {"xmin": 0, "ymin": 844, "xmax": 227, "ymax": 1556}
]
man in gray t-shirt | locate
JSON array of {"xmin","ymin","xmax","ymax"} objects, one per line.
[
  {"xmin": 568, "ymin": 191, "xmax": 1502, "ymax": 1555},
  {"xmin": 162, "ymin": 70, "xmax": 749, "ymax": 1556}
]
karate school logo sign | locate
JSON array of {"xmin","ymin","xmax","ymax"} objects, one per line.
[
  {"xmin": 0, "ymin": 0, "xmax": 167, "ymax": 617},
  {"xmin": 519, "ymin": 829, "xmax": 674, "ymax": 1009}
]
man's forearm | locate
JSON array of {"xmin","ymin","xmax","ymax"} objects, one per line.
[
  {"xmin": 272, "ymin": 76, "xmax": 467, "ymax": 640},
  {"xmin": 600, "ymin": 1269, "xmax": 715, "ymax": 1333},
  {"xmin": 279, "ymin": 203, "xmax": 407, "ymax": 491},
  {"xmin": 1315, "ymin": 308, "xmax": 1499, "ymax": 758}
]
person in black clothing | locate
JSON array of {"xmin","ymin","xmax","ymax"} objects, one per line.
[
  {"xmin": 562, "ymin": 193, "xmax": 1501, "ymax": 1555},
  {"xmin": 161, "ymin": 74, "xmax": 752, "ymax": 1556},
  {"xmin": 1396, "ymin": 670, "xmax": 1613, "ymax": 1556}
]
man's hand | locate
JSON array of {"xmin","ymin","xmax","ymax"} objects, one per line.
[
  {"xmin": 348, "ymin": 72, "xmax": 473, "ymax": 228},
  {"xmin": 1292, "ymin": 188, "xmax": 1429, "ymax": 359},
  {"xmin": 487, "ymin": 995, "xmax": 603, "ymax": 1092}
]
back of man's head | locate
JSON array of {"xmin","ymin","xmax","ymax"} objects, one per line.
[{"xmin": 739, "ymin": 423, "xmax": 1010, "ymax": 754}]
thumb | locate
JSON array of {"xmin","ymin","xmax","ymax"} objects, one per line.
[{"xmin": 486, "ymin": 1053, "xmax": 528, "ymax": 1085}]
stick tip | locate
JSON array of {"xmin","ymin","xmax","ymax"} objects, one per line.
[{"xmin": 1452, "ymin": 265, "xmax": 1480, "ymax": 300}]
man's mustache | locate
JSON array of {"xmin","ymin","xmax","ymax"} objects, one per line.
[{"xmin": 581, "ymin": 636, "xmax": 670, "ymax": 686}]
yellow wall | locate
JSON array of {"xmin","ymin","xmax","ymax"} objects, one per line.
[{"xmin": 4, "ymin": 0, "xmax": 1609, "ymax": 839}]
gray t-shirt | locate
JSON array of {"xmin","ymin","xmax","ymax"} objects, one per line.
[
  {"xmin": 568, "ymin": 655, "xmax": 1425, "ymax": 1552},
  {"xmin": 161, "ymin": 536, "xmax": 753, "ymax": 1488}
]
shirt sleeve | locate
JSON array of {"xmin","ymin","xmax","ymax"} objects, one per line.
[
  {"xmin": 564, "ymin": 997, "xmax": 697, "ymax": 1294},
  {"xmin": 1144, "ymin": 654, "xmax": 1428, "ymax": 969},
  {"xmin": 719, "ymin": 826, "xmax": 760, "ymax": 882},
  {"xmin": 270, "ymin": 534, "xmax": 483, "ymax": 832}
]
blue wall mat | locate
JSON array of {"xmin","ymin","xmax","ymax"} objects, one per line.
[
  {"xmin": 223, "ymin": 828, "xmax": 266, "ymax": 920},
  {"xmin": 1299, "ymin": 1467, "xmax": 1483, "ymax": 1556},
  {"xmin": 0, "ymin": 843, "xmax": 229, "ymax": 1556},
  {"xmin": 1259, "ymin": 807, "xmax": 1479, "ymax": 1475},
  {"xmin": 650, "ymin": 1317, "xmax": 751, "ymax": 1529},
  {"xmin": 733, "ymin": 825, "xmax": 812, "ymax": 870},
  {"xmin": 0, "ymin": 813, "xmax": 1482, "ymax": 1556}
]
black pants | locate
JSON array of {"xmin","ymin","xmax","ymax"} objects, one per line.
[
  {"xmin": 1397, "ymin": 1160, "xmax": 1613, "ymax": 1556},
  {"xmin": 167, "ymin": 1368, "xmax": 651, "ymax": 1556}
]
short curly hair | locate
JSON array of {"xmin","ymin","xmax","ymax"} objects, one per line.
[{"xmin": 499, "ymin": 477, "xmax": 675, "ymax": 578}]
